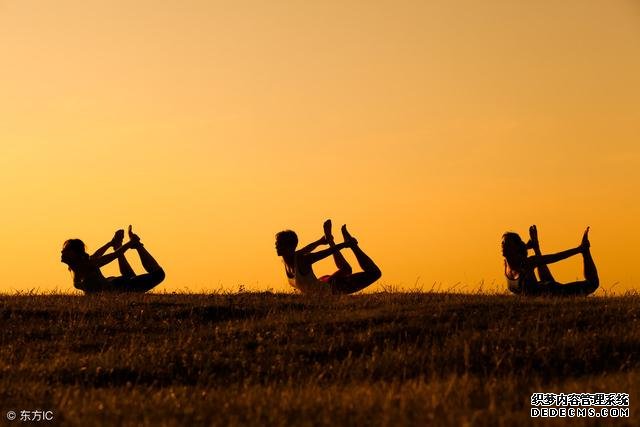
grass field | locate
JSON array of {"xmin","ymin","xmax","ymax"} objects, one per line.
[{"xmin": 1, "ymin": 292, "xmax": 638, "ymax": 426}]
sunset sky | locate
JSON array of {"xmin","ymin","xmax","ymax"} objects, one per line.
[{"xmin": 1, "ymin": 0, "xmax": 639, "ymax": 293}]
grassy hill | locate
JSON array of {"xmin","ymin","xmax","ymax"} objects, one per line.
[{"xmin": 1, "ymin": 292, "xmax": 638, "ymax": 426}]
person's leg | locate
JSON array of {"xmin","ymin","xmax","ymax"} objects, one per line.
[
  {"xmin": 537, "ymin": 227, "xmax": 598, "ymax": 297},
  {"xmin": 329, "ymin": 226, "xmax": 381, "ymax": 295},
  {"xmin": 122, "ymin": 226, "xmax": 165, "ymax": 292},
  {"xmin": 553, "ymin": 248, "xmax": 599, "ymax": 296},
  {"xmin": 128, "ymin": 226, "xmax": 163, "ymax": 273},
  {"xmin": 324, "ymin": 219, "xmax": 352, "ymax": 277},
  {"xmin": 121, "ymin": 270, "xmax": 166, "ymax": 293},
  {"xmin": 112, "ymin": 229, "xmax": 135, "ymax": 278},
  {"xmin": 548, "ymin": 280, "xmax": 597, "ymax": 296},
  {"xmin": 553, "ymin": 228, "xmax": 598, "ymax": 296},
  {"xmin": 134, "ymin": 245, "xmax": 163, "ymax": 274},
  {"xmin": 342, "ymin": 225, "xmax": 380, "ymax": 275},
  {"xmin": 543, "ymin": 248, "xmax": 598, "ymax": 296}
]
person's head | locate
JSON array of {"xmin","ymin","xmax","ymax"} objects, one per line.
[
  {"xmin": 501, "ymin": 232, "xmax": 527, "ymax": 266},
  {"xmin": 275, "ymin": 230, "xmax": 298, "ymax": 256},
  {"xmin": 61, "ymin": 239, "xmax": 89, "ymax": 266}
]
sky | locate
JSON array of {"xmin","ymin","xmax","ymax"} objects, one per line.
[{"xmin": 1, "ymin": 0, "xmax": 639, "ymax": 293}]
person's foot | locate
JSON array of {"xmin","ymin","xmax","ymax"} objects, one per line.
[
  {"xmin": 581, "ymin": 227, "xmax": 590, "ymax": 252},
  {"xmin": 111, "ymin": 229, "xmax": 125, "ymax": 249},
  {"xmin": 341, "ymin": 224, "xmax": 358, "ymax": 247},
  {"xmin": 323, "ymin": 219, "xmax": 334, "ymax": 243},
  {"xmin": 128, "ymin": 225, "xmax": 142, "ymax": 248}
]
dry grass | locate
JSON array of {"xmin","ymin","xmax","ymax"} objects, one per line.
[{"xmin": 1, "ymin": 292, "xmax": 638, "ymax": 426}]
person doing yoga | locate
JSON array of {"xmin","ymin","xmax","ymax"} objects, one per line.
[
  {"xmin": 61, "ymin": 225, "xmax": 165, "ymax": 294},
  {"xmin": 275, "ymin": 220, "xmax": 381, "ymax": 294},
  {"xmin": 502, "ymin": 225, "xmax": 599, "ymax": 296}
]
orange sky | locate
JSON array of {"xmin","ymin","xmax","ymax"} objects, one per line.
[{"xmin": 1, "ymin": 0, "xmax": 639, "ymax": 293}]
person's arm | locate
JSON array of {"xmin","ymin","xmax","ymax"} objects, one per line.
[
  {"xmin": 89, "ymin": 241, "xmax": 114, "ymax": 261},
  {"xmin": 301, "ymin": 242, "xmax": 350, "ymax": 265},
  {"xmin": 94, "ymin": 241, "xmax": 135, "ymax": 268},
  {"xmin": 529, "ymin": 246, "xmax": 581, "ymax": 267},
  {"xmin": 298, "ymin": 237, "xmax": 328, "ymax": 254}
]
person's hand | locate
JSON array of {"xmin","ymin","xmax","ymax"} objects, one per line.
[{"xmin": 580, "ymin": 227, "xmax": 590, "ymax": 252}]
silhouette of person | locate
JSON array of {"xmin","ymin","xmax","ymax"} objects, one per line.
[
  {"xmin": 275, "ymin": 220, "xmax": 382, "ymax": 294},
  {"xmin": 502, "ymin": 225, "xmax": 599, "ymax": 296},
  {"xmin": 61, "ymin": 225, "xmax": 165, "ymax": 294}
]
